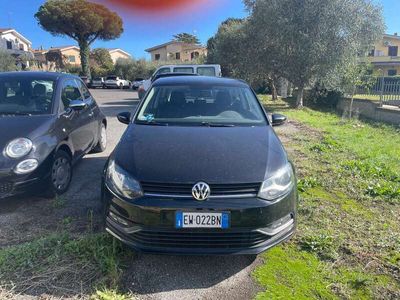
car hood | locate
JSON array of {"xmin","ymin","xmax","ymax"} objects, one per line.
[
  {"xmin": 114, "ymin": 124, "xmax": 288, "ymax": 184},
  {"xmin": 0, "ymin": 115, "xmax": 55, "ymax": 148}
]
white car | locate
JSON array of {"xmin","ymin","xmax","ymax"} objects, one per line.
[
  {"xmin": 105, "ymin": 75, "xmax": 131, "ymax": 89},
  {"xmin": 138, "ymin": 64, "xmax": 222, "ymax": 98},
  {"xmin": 91, "ymin": 77, "xmax": 105, "ymax": 89}
]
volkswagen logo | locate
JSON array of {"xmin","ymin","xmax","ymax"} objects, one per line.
[{"xmin": 192, "ymin": 182, "xmax": 210, "ymax": 201}]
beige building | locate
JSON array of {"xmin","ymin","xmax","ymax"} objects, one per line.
[
  {"xmin": 366, "ymin": 33, "xmax": 400, "ymax": 76},
  {"xmin": 145, "ymin": 41, "xmax": 207, "ymax": 62},
  {"xmin": 48, "ymin": 46, "xmax": 81, "ymax": 66},
  {"xmin": 107, "ymin": 48, "xmax": 131, "ymax": 64}
]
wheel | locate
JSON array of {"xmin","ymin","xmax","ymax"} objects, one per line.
[
  {"xmin": 41, "ymin": 150, "xmax": 72, "ymax": 198},
  {"xmin": 92, "ymin": 123, "xmax": 107, "ymax": 153}
]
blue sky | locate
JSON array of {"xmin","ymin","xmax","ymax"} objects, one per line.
[{"xmin": 0, "ymin": 0, "xmax": 398, "ymax": 59}]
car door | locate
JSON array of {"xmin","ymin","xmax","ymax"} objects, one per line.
[
  {"xmin": 59, "ymin": 79, "xmax": 94, "ymax": 157},
  {"xmin": 76, "ymin": 78, "xmax": 98, "ymax": 145}
]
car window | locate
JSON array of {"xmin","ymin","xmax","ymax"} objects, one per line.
[
  {"xmin": 197, "ymin": 67, "xmax": 216, "ymax": 76},
  {"xmin": 60, "ymin": 79, "xmax": 83, "ymax": 111},
  {"xmin": 154, "ymin": 68, "xmax": 171, "ymax": 77},
  {"xmin": 136, "ymin": 84, "xmax": 267, "ymax": 126},
  {"xmin": 106, "ymin": 76, "xmax": 117, "ymax": 80},
  {"xmin": 76, "ymin": 79, "xmax": 91, "ymax": 100},
  {"xmin": 0, "ymin": 77, "xmax": 55, "ymax": 115},
  {"xmin": 173, "ymin": 67, "xmax": 194, "ymax": 73}
]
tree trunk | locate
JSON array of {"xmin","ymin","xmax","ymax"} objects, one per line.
[
  {"xmin": 269, "ymin": 78, "xmax": 278, "ymax": 100},
  {"xmin": 349, "ymin": 85, "xmax": 356, "ymax": 119},
  {"xmin": 296, "ymin": 85, "xmax": 304, "ymax": 108},
  {"xmin": 78, "ymin": 39, "xmax": 91, "ymax": 77}
]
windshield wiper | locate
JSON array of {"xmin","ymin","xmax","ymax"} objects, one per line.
[
  {"xmin": 0, "ymin": 112, "xmax": 32, "ymax": 116},
  {"xmin": 137, "ymin": 120, "xmax": 169, "ymax": 126},
  {"xmin": 200, "ymin": 122, "xmax": 235, "ymax": 127}
]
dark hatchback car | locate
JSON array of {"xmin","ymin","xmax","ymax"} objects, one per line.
[
  {"xmin": 102, "ymin": 76, "xmax": 297, "ymax": 255},
  {"xmin": 0, "ymin": 72, "xmax": 107, "ymax": 199}
]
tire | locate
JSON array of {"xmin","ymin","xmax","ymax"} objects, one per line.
[
  {"xmin": 41, "ymin": 150, "xmax": 72, "ymax": 198},
  {"xmin": 92, "ymin": 123, "xmax": 107, "ymax": 153}
]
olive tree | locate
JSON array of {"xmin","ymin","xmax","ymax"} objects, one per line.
[
  {"xmin": 35, "ymin": 0, "xmax": 123, "ymax": 77},
  {"xmin": 245, "ymin": 0, "xmax": 384, "ymax": 108},
  {"xmin": 0, "ymin": 50, "xmax": 16, "ymax": 72},
  {"xmin": 90, "ymin": 48, "xmax": 114, "ymax": 77},
  {"xmin": 207, "ymin": 18, "xmax": 280, "ymax": 99}
]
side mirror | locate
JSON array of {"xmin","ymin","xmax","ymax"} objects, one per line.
[
  {"xmin": 271, "ymin": 113, "xmax": 287, "ymax": 126},
  {"xmin": 69, "ymin": 100, "xmax": 87, "ymax": 111},
  {"xmin": 117, "ymin": 112, "xmax": 131, "ymax": 125}
]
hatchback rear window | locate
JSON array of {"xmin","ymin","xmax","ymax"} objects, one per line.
[
  {"xmin": 173, "ymin": 67, "xmax": 194, "ymax": 74},
  {"xmin": 197, "ymin": 67, "xmax": 216, "ymax": 76}
]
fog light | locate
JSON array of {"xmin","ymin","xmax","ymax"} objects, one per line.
[
  {"xmin": 14, "ymin": 159, "xmax": 38, "ymax": 174},
  {"xmin": 257, "ymin": 214, "xmax": 294, "ymax": 236}
]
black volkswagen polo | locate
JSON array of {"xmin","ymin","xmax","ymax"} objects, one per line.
[
  {"xmin": 102, "ymin": 76, "xmax": 297, "ymax": 255},
  {"xmin": 0, "ymin": 72, "xmax": 107, "ymax": 199}
]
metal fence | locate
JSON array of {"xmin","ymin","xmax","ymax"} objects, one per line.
[{"xmin": 356, "ymin": 76, "xmax": 400, "ymax": 107}]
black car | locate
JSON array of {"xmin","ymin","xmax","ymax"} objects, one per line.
[
  {"xmin": 0, "ymin": 72, "xmax": 107, "ymax": 199},
  {"xmin": 102, "ymin": 76, "xmax": 297, "ymax": 255}
]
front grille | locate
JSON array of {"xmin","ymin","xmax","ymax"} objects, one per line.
[
  {"xmin": 128, "ymin": 229, "xmax": 269, "ymax": 249},
  {"xmin": 0, "ymin": 182, "xmax": 13, "ymax": 195},
  {"xmin": 141, "ymin": 182, "xmax": 261, "ymax": 198}
]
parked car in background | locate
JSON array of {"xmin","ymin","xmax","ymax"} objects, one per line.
[
  {"xmin": 105, "ymin": 75, "xmax": 131, "ymax": 89},
  {"xmin": 102, "ymin": 75, "xmax": 297, "ymax": 255},
  {"xmin": 132, "ymin": 78, "xmax": 144, "ymax": 90},
  {"xmin": 91, "ymin": 77, "xmax": 105, "ymax": 89},
  {"xmin": 138, "ymin": 64, "xmax": 222, "ymax": 98},
  {"xmin": 0, "ymin": 72, "xmax": 107, "ymax": 199}
]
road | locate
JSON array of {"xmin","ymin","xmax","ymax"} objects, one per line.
[{"xmin": 0, "ymin": 89, "xmax": 261, "ymax": 300}]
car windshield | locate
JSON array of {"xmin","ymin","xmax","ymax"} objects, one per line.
[
  {"xmin": 0, "ymin": 77, "xmax": 56, "ymax": 115},
  {"xmin": 135, "ymin": 84, "xmax": 267, "ymax": 126}
]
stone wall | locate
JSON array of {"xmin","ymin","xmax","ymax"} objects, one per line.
[{"xmin": 337, "ymin": 98, "xmax": 400, "ymax": 125}]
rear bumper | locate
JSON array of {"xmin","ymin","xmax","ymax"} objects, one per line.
[{"xmin": 102, "ymin": 184, "xmax": 297, "ymax": 255}]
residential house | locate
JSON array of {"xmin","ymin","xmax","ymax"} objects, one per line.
[
  {"xmin": 366, "ymin": 33, "xmax": 400, "ymax": 76},
  {"xmin": 48, "ymin": 46, "xmax": 81, "ymax": 66},
  {"xmin": 107, "ymin": 48, "xmax": 131, "ymax": 64},
  {"xmin": 145, "ymin": 41, "xmax": 207, "ymax": 62},
  {"xmin": 0, "ymin": 28, "xmax": 33, "ymax": 69}
]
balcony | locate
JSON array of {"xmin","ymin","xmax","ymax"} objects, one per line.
[{"xmin": 362, "ymin": 55, "xmax": 400, "ymax": 65}]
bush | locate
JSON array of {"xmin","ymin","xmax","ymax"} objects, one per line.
[{"xmin": 305, "ymin": 82, "xmax": 343, "ymax": 109}]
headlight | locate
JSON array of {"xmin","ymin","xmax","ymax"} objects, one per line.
[
  {"xmin": 5, "ymin": 138, "xmax": 33, "ymax": 158},
  {"xmin": 258, "ymin": 163, "xmax": 295, "ymax": 201},
  {"xmin": 105, "ymin": 159, "xmax": 143, "ymax": 199},
  {"xmin": 14, "ymin": 159, "xmax": 38, "ymax": 174}
]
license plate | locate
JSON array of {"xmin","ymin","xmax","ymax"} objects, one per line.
[{"xmin": 175, "ymin": 212, "xmax": 229, "ymax": 228}]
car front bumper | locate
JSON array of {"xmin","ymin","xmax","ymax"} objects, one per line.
[
  {"xmin": 0, "ymin": 157, "xmax": 51, "ymax": 199},
  {"xmin": 102, "ymin": 185, "xmax": 297, "ymax": 255}
]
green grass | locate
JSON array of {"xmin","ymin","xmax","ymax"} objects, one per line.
[
  {"xmin": 353, "ymin": 94, "xmax": 380, "ymax": 102},
  {"xmin": 254, "ymin": 97, "xmax": 400, "ymax": 299},
  {"xmin": 0, "ymin": 233, "xmax": 133, "ymax": 295}
]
